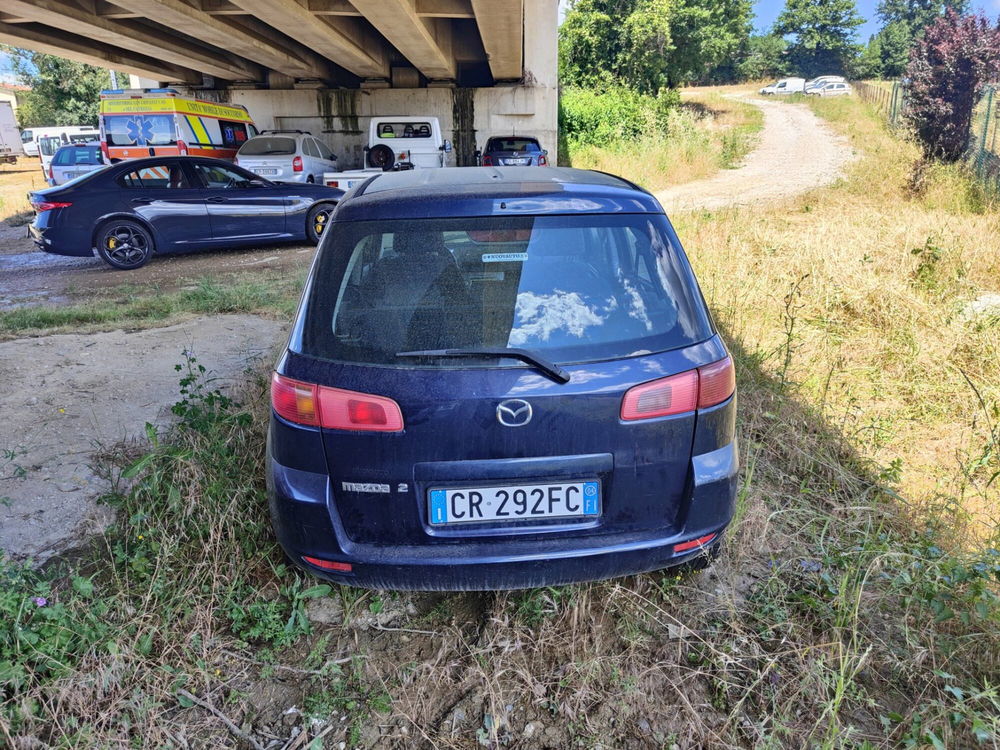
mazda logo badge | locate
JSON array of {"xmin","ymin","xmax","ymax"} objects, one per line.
[{"xmin": 497, "ymin": 399, "xmax": 532, "ymax": 427}]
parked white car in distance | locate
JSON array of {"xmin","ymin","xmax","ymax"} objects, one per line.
[
  {"xmin": 47, "ymin": 141, "xmax": 107, "ymax": 185},
  {"xmin": 805, "ymin": 75, "xmax": 846, "ymax": 92},
  {"xmin": 760, "ymin": 77, "xmax": 806, "ymax": 95},
  {"xmin": 235, "ymin": 130, "xmax": 338, "ymax": 184},
  {"xmin": 808, "ymin": 81, "xmax": 853, "ymax": 97},
  {"xmin": 323, "ymin": 116, "xmax": 452, "ymax": 190}
]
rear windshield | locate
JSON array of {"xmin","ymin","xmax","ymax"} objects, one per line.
[
  {"xmin": 238, "ymin": 136, "xmax": 296, "ymax": 155},
  {"xmin": 486, "ymin": 138, "xmax": 541, "ymax": 153},
  {"xmin": 299, "ymin": 215, "xmax": 713, "ymax": 367},
  {"xmin": 53, "ymin": 146, "xmax": 102, "ymax": 166}
]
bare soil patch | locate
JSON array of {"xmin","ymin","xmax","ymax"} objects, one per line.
[{"xmin": 0, "ymin": 314, "xmax": 285, "ymax": 561}]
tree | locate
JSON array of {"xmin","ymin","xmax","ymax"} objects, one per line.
[
  {"xmin": 775, "ymin": 0, "xmax": 865, "ymax": 77},
  {"xmin": 736, "ymin": 34, "xmax": 790, "ymax": 80},
  {"xmin": 558, "ymin": 0, "xmax": 752, "ymax": 90},
  {"xmin": 868, "ymin": 0, "xmax": 970, "ymax": 77},
  {"xmin": 3, "ymin": 48, "xmax": 120, "ymax": 128},
  {"xmin": 559, "ymin": 0, "xmax": 672, "ymax": 94},
  {"xmin": 877, "ymin": 0, "xmax": 969, "ymax": 30},
  {"xmin": 667, "ymin": 0, "xmax": 753, "ymax": 85},
  {"xmin": 904, "ymin": 9, "xmax": 1000, "ymax": 162}
]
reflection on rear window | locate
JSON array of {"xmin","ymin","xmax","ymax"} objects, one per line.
[
  {"xmin": 486, "ymin": 138, "xmax": 541, "ymax": 153},
  {"xmin": 53, "ymin": 146, "xmax": 102, "ymax": 166},
  {"xmin": 238, "ymin": 136, "xmax": 296, "ymax": 155},
  {"xmin": 301, "ymin": 215, "xmax": 713, "ymax": 366}
]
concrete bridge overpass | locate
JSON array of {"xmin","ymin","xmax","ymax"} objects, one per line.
[{"xmin": 0, "ymin": 0, "xmax": 557, "ymax": 165}]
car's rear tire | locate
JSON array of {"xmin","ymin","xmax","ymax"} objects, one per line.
[
  {"xmin": 306, "ymin": 202, "xmax": 335, "ymax": 245},
  {"xmin": 95, "ymin": 219, "xmax": 153, "ymax": 270},
  {"xmin": 306, "ymin": 175, "xmax": 314, "ymax": 184}
]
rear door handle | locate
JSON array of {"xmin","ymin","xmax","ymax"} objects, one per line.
[
  {"xmin": 207, "ymin": 196, "xmax": 226, "ymax": 203},
  {"xmin": 130, "ymin": 197, "xmax": 153, "ymax": 205}
]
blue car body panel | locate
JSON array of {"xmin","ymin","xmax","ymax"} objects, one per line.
[
  {"xmin": 267, "ymin": 167, "xmax": 738, "ymax": 590},
  {"xmin": 27, "ymin": 156, "xmax": 343, "ymax": 258}
]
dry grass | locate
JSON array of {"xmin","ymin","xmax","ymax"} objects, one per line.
[
  {"xmin": 0, "ymin": 158, "xmax": 44, "ymax": 225},
  {"xmin": 565, "ymin": 93, "xmax": 764, "ymax": 191},
  {"xmin": 677, "ymin": 94, "xmax": 1000, "ymax": 539}
]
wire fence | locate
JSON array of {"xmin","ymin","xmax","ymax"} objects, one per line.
[
  {"xmin": 970, "ymin": 85, "xmax": 1000, "ymax": 191},
  {"xmin": 854, "ymin": 79, "xmax": 1000, "ymax": 193}
]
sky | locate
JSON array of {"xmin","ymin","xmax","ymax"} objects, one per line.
[
  {"xmin": 752, "ymin": 0, "xmax": 1000, "ymax": 39},
  {"xmin": 558, "ymin": 0, "xmax": 1000, "ymax": 40}
]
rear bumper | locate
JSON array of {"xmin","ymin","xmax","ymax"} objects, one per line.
[
  {"xmin": 267, "ymin": 441, "xmax": 738, "ymax": 591},
  {"xmin": 29, "ymin": 223, "xmax": 94, "ymax": 257}
]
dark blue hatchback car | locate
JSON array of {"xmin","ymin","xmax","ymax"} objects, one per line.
[{"xmin": 268, "ymin": 167, "xmax": 737, "ymax": 590}]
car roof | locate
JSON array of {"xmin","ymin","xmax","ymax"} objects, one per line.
[{"xmin": 335, "ymin": 167, "xmax": 661, "ymax": 221}]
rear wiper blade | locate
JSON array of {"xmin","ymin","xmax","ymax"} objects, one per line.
[{"xmin": 396, "ymin": 347, "xmax": 571, "ymax": 384}]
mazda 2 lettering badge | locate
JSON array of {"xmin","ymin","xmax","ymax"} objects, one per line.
[{"xmin": 267, "ymin": 167, "xmax": 738, "ymax": 590}]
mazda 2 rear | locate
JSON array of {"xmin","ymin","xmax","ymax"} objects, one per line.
[{"xmin": 267, "ymin": 167, "xmax": 737, "ymax": 590}]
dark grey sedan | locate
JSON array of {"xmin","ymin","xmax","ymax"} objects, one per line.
[
  {"xmin": 28, "ymin": 156, "xmax": 343, "ymax": 270},
  {"xmin": 478, "ymin": 136, "xmax": 549, "ymax": 167}
]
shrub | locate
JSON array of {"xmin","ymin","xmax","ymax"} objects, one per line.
[
  {"xmin": 558, "ymin": 84, "xmax": 678, "ymax": 149},
  {"xmin": 905, "ymin": 10, "xmax": 1000, "ymax": 162}
]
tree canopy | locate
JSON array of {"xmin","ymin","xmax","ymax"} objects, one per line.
[
  {"xmin": 775, "ymin": 0, "xmax": 865, "ymax": 77},
  {"xmin": 558, "ymin": 0, "xmax": 752, "ymax": 91},
  {"xmin": 904, "ymin": 9, "xmax": 1000, "ymax": 161},
  {"xmin": 2, "ymin": 47, "xmax": 120, "ymax": 128}
]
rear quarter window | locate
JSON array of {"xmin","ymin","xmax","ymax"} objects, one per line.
[{"xmin": 299, "ymin": 214, "xmax": 714, "ymax": 367}]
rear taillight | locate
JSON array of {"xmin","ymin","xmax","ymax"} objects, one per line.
[
  {"xmin": 292, "ymin": 155, "xmax": 303, "ymax": 172},
  {"xmin": 697, "ymin": 356, "xmax": 736, "ymax": 409},
  {"xmin": 271, "ymin": 374, "xmax": 319, "ymax": 426},
  {"xmin": 178, "ymin": 139, "xmax": 188, "ymax": 156},
  {"xmin": 48, "ymin": 165, "xmax": 54, "ymax": 180},
  {"xmin": 32, "ymin": 200, "xmax": 72, "ymax": 212},
  {"xmin": 621, "ymin": 356, "xmax": 735, "ymax": 421},
  {"xmin": 538, "ymin": 155, "xmax": 548, "ymax": 166},
  {"xmin": 621, "ymin": 370, "xmax": 698, "ymax": 420},
  {"xmin": 482, "ymin": 155, "xmax": 493, "ymax": 166},
  {"xmin": 271, "ymin": 373, "xmax": 403, "ymax": 432},
  {"xmin": 326, "ymin": 180, "xmax": 339, "ymax": 188},
  {"xmin": 100, "ymin": 141, "xmax": 110, "ymax": 162}
]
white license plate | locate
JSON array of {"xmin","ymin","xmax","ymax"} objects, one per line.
[
  {"xmin": 502, "ymin": 158, "xmax": 530, "ymax": 165},
  {"xmin": 252, "ymin": 168, "xmax": 278, "ymax": 175},
  {"xmin": 428, "ymin": 481, "xmax": 600, "ymax": 525}
]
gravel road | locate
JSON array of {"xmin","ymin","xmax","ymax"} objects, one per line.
[{"xmin": 655, "ymin": 96, "xmax": 855, "ymax": 211}]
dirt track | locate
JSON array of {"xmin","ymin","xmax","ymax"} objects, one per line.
[
  {"xmin": 656, "ymin": 96, "xmax": 855, "ymax": 211},
  {"xmin": 0, "ymin": 97, "xmax": 857, "ymax": 561}
]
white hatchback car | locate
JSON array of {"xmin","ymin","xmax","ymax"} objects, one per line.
[
  {"xmin": 808, "ymin": 81, "xmax": 853, "ymax": 97},
  {"xmin": 47, "ymin": 142, "xmax": 107, "ymax": 186},
  {"xmin": 235, "ymin": 130, "xmax": 338, "ymax": 184}
]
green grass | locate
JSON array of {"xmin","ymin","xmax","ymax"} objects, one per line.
[
  {"xmin": 564, "ymin": 93, "xmax": 764, "ymax": 191},
  {"xmin": 0, "ymin": 275, "xmax": 303, "ymax": 336}
]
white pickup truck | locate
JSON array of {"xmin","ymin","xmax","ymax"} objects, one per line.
[{"xmin": 323, "ymin": 115, "xmax": 452, "ymax": 190}]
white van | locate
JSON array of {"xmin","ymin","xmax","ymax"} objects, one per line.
[
  {"xmin": 760, "ymin": 78, "xmax": 806, "ymax": 96},
  {"xmin": 23, "ymin": 126, "xmax": 96, "ymax": 158}
]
